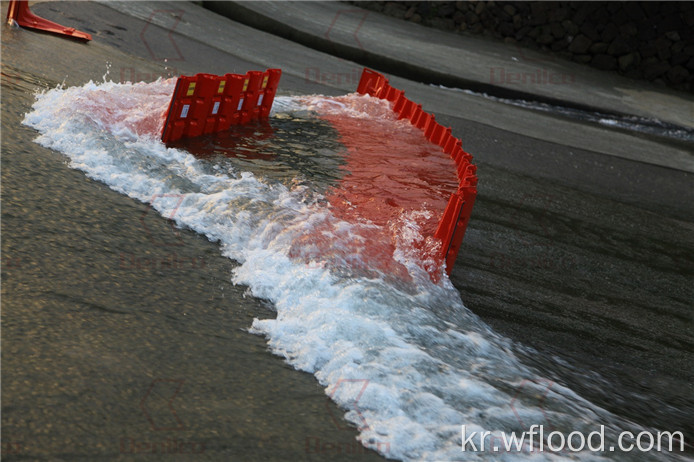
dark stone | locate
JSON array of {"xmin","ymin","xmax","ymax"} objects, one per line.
[
  {"xmin": 685, "ymin": 56, "xmax": 694, "ymax": 71},
  {"xmin": 429, "ymin": 17, "xmax": 456, "ymax": 30},
  {"xmin": 572, "ymin": 3, "xmax": 595, "ymax": 26},
  {"xmin": 568, "ymin": 34, "xmax": 592, "ymax": 54},
  {"xmin": 548, "ymin": 7, "xmax": 569, "ymax": 22},
  {"xmin": 537, "ymin": 33, "xmax": 555, "ymax": 45},
  {"xmin": 619, "ymin": 22, "xmax": 638, "ymax": 37},
  {"xmin": 608, "ymin": 37, "xmax": 633, "ymax": 56},
  {"xmin": 589, "ymin": 42, "xmax": 609, "ymax": 54},
  {"xmin": 601, "ymin": 22, "xmax": 619, "ymax": 43},
  {"xmin": 551, "ymin": 39, "xmax": 568, "ymax": 51},
  {"xmin": 642, "ymin": 2, "xmax": 660, "ymax": 17},
  {"xmin": 636, "ymin": 25, "xmax": 657, "ymax": 42},
  {"xmin": 465, "ymin": 11, "xmax": 479, "ymax": 24},
  {"xmin": 550, "ymin": 22, "xmax": 565, "ymax": 38},
  {"xmin": 562, "ymin": 19, "xmax": 579, "ymax": 36},
  {"xmin": 640, "ymin": 42, "xmax": 658, "ymax": 58},
  {"xmin": 643, "ymin": 61, "xmax": 671, "ymax": 79},
  {"xmin": 503, "ymin": 4, "xmax": 516, "ymax": 16},
  {"xmin": 624, "ymin": 2, "xmax": 646, "ymax": 22},
  {"xmin": 438, "ymin": 3, "xmax": 457, "ymax": 16},
  {"xmin": 498, "ymin": 22, "xmax": 515, "ymax": 36},
  {"xmin": 618, "ymin": 52, "xmax": 637, "ymax": 71},
  {"xmin": 515, "ymin": 25, "xmax": 531, "ymax": 40},
  {"xmin": 383, "ymin": 2, "xmax": 407, "ymax": 19},
  {"xmin": 591, "ymin": 54, "xmax": 618, "ymax": 70},
  {"xmin": 580, "ymin": 22, "xmax": 601, "ymax": 42},
  {"xmin": 665, "ymin": 65, "xmax": 690, "ymax": 84},
  {"xmin": 665, "ymin": 31, "xmax": 681, "ymax": 42},
  {"xmin": 573, "ymin": 54, "xmax": 593, "ymax": 64},
  {"xmin": 671, "ymin": 51, "xmax": 690, "ymax": 66},
  {"xmin": 452, "ymin": 10, "xmax": 465, "ymax": 23},
  {"xmin": 684, "ymin": 8, "xmax": 694, "ymax": 27}
]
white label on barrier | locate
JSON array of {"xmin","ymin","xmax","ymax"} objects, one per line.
[
  {"xmin": 180, "ymin": 104, "xmax": 190, "ymax": 118},
  {"xmin": 237, "ymin": 98, "xmax": 244, "ymax": 111},
  {"xmin": 257, "ymin": 94, "xmax": 264, "ymax": 106},
  {"xmin": 212, "ymin": 101, "xmax": 220, "ymax": 115}
]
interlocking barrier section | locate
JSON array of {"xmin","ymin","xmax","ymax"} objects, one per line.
[{"xmin": 161, "ymin": 69, "xmax": 281, "ymax": 143}]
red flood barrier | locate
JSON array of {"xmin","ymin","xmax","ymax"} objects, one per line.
[
  {"xmin": 6, "ymin": 0, "xmax": 92, "ymax": 41},
  {"xmin": 161, "ymin": 69, "xmax": 281, "ymax": 143},
  {"xmin": 356, "ymin": 68, "xmax": 478, "ymax": 275}
]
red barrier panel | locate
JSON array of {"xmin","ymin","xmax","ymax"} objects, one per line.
[
  {"xmin": 161, "ymin": 69, "xmax": 281, "ymax": 143},
  {"xmin": 6, "ymin": 0, "xmax": 92, "ymax": 41},
  {"xmin": 356, "ymin": 68, "xmax": 477, "ymax": 275}
]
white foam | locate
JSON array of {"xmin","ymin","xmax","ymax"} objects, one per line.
[{"xmin": 23, "ymin": 80, "xmax": 681, "ymax": 461}]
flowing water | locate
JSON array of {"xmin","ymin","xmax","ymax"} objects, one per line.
[{"xmin": 8, "ymin": 76, "xmax": 689, "ymax": 461}]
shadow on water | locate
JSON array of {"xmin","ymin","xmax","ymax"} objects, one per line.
[{"xmin": 168, "ymin": 114, "xmax": 348, "ymax": 193}]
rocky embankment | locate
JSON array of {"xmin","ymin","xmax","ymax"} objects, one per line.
[{"xmin": 349, "ymin": 1, "xmax": 694, "ymax": 92}]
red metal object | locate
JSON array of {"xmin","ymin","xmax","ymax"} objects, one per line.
[
  {"xmin": 6, "ymin": 0, "xmax": 92, "ymax": 41},
  {"xmin": 356, "ymin": 68, "xmax": 477, "ymax": 275},
  {"xmin": 161, "ymin": 69, "xmax": 281, "ymax": 143}
]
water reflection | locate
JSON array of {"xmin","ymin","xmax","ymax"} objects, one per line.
[{"xmin": 168, "ymin": 114, "xmax": 347, "ymax": 192}]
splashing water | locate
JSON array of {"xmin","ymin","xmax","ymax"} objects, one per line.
[{"xmin": 23, "ymin": 79, "xmax": 685, "ymax": 461}]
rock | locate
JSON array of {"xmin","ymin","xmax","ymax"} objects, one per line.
[
  {"xmin": 475, "ymin": 2, "xmax": 485, "ymax": 15},
  {"xmin": 665, "ymin": 65, "xmax": 689, "ymax": 84},
  {"xmin": 624, "ymin": 2, "xmax": 646, "ymax": 22},
  {"xmin": 513, "ymin": 14, "xmax": 523, "ymax": 29},
  {"xmin": 589, "ymin": 42, "xmax": 609, "ymax": 54},
  {"xmin": 619, "ymin": 22, "xmax": 638, "ymax": 37},
  {"xmin": 550, "ymin": 22, "xmax": 565, "ymax": 38},
  {"xmin": 568, "ymin": 34, "xmax": 592, "ymax": 54},
  {"xmin": 452, "ymin": 10, "xmax": 465, "ymax": 24},
  {"xmin": 404, "ymin": 5, "xmax": 416, "ymax": 20},
  {"xmin": 410, "ymin": 13, "xmax": 422, "ymax": 24},
  {"xmin": 643, "ymin": 61, "xmax": 671, "ymax": 79},
  {"xmin": 551, "ymin": 39, "xmax": 568, "ymax": 51},
  {"xmin": 618, "ymin": 52, "xmax": 637, "ymax": 71},
  {"xmin": 504, "ymin": 36, "xmax": 516, "ymax": 44},
  {"xmin": 684, "ymin": 8, "xmax": 694, "ymax": 26},
  {"xmin": 601, "ymin": 23, "xmax": 619, "ymax": 43},
  {"xmin": 515, "ymin": 26, "xmax": 531, "ymax": 40},
  {"xmin": 654, "ymin": 37, "xmax": 673, "ymax": 60},
  {"xmin": 642, "ymin": 2, "xmax": 660, "ymax": 17},
  {"xmin": 499, "ymin": 22, "xmax": 514, "ymax": 36},
  {"xmin": 685, "ymin": 57, "xmax": 694, "ymax": 71},
  {"xmin": 465, "ymin": 11, "xmax": 479, "ymax": 25},
  {"xmin": 573, "ymin": 54, "xmax": 593, "ymax": 64},
  {"xmin": 503, "ymin": 5, "xmax": 516, "ymax": 16},
  {"xmin": 429, "ymin": 17, "xmax": 456, "ymax": 30},
  {"xmin": 608, "ymin": 37, "xmax": 633, "ymax": 56},
  {"xmin": 671, "ymin": 51, "xmax": 690, "ymax": 66},
  {"xmin": 537, "ymin": 33, "xmax": 554, "ymax": 45},
  {"xmin": 456, "ymin": 1, "xmax": 467, "ymax": 11},
  {"xmin": 548, "ymin": 7, "xmax": 568, "ymax": 22},
  {"xmin": 591, "ymin": 54, "xmax": 618, "ymax": 70},
  {"xmin": 640, "ymin": 42, "xmax": 658, "ymax": 58},
  {"xmin": 562, "ymin": 19, "xmax": 579, "ymax": 36},
  {"xmin": 665, "ymin": 31, "xmax": 681, "ymax": 42},
  {"xmin": 383, "ymin": 2, "xmax": 407, "ymax": 19},
  {"xmin": 579, "ymin": 22, "xmax": 601, "ymax": 42}
]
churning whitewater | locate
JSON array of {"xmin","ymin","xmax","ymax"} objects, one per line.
[{"xmin": 22, "ymin": 79, "xmax": 680, "ymax": 461}]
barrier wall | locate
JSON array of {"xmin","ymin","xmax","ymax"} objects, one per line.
[
  {"xmin": 356, "ymin": 68, "xmax": 478, "ymax": 275},
  {"xmin": 161, "ymin": 69, "xmax": 281, "ymax": 143}
]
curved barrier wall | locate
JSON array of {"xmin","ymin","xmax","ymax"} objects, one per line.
[{"xmin": 356, "ymin": 69, "xmax": 478, "ymax": 275}]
